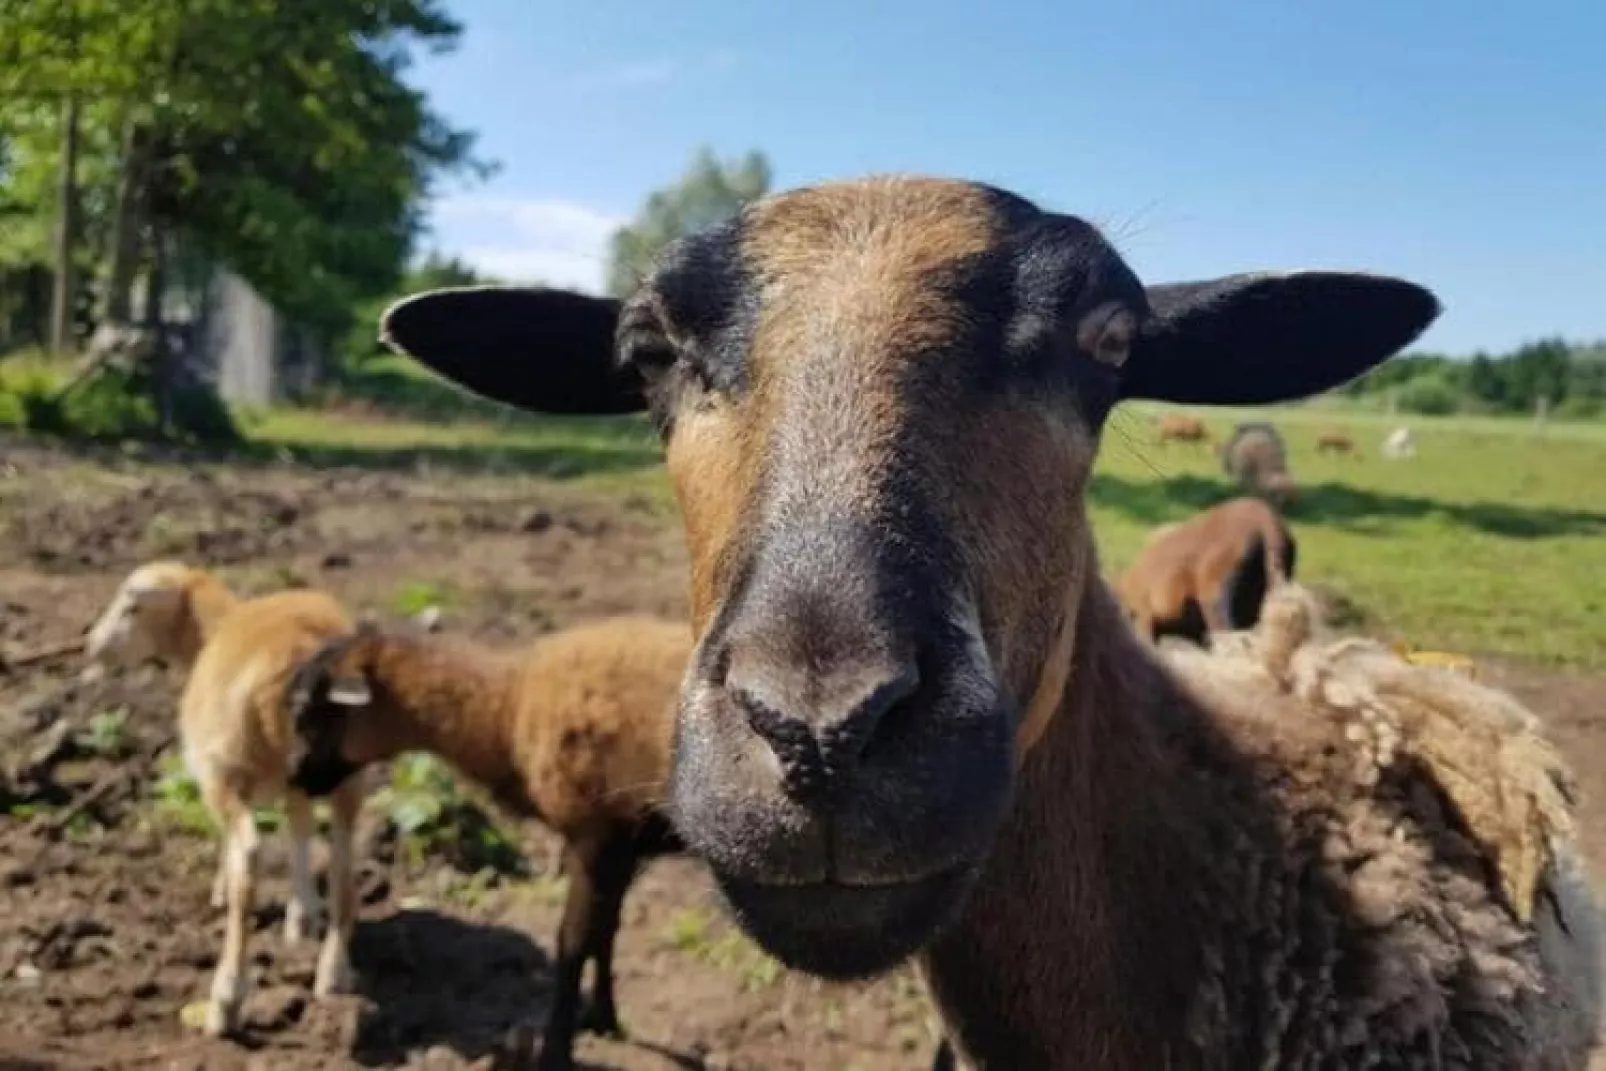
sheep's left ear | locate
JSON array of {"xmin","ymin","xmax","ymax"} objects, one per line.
[
  {"xmin": 379, "ymin": 285, "xmax": 644, "ymax": 415},
  {"xmin": 1120, "ymin": 271, "xmax": 1441, "ymax": 405},
  {"xmin": 327, "ymin": 674, "xmax": 372, "ymax": 707}
]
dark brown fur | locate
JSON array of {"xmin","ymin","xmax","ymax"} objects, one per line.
[
  {"xmin": 1115, "ymin": 496, "xmax": 1297, "ymax": 644},
  {"xmin": 286, "ymin": 616, "xmax": 691, "ymax": 1071},
  {"xmin": 374, "ymin": 175, "xmax": 1597, "ymax": 1069}
]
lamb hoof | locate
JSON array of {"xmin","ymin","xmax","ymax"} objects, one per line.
[
  {"xmin": 497, "ymin": 1022, "xmax": 544, "ymax": 1071},
  {"xmin": 577, "ymin": 1001, "xmax": 623, "ymax": 1039},
  {"xmin": 203, "ymin": 997, "xmax": 239, "ymax": 1038},
  {"xmin": 313, "ymin": 957, "xmax": 354, "ymax": 998},
  {"xmin": 283, "ymin": 909, "xmax": 323, "ymax": 946},
  {"xmin": 532, "ymin": 1044, "xmax": 574, "ymax": 1071}
]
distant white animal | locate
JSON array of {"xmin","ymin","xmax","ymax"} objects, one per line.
[{"xmin": 1382, "ymin": 425, "xmax": 1416, "ymax": 459}]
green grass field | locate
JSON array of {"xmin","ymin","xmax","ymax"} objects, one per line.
[
  {"xmin": 1096, "ymin": 403, "xmax": 1605, "ymax": 666},
  {"xmin": 11, "ymin": 352, "xmax": 1604, "ymax": 667},
  {"xmin": 239, "ymin": 380, "xmax": 1606, "ymax": 668}
]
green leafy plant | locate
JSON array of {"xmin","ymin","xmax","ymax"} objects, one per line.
[
  {"xmin": 149, "ymin": 753, "xmax": 281, "ymax": 835},
  {"xmin": 659, "ymin": 906, "xmax": 784, "ymax": 991},
  {"xmin": 372, "ymin": 753, "xmax": 526, "ymax": 876},
  {"xmin": 74, "ymin": 707, "xmax": 130, "ymax": 758},
  {"xmin": 390, "ymin": 580, "xmax": 452, "ymax": 619}
]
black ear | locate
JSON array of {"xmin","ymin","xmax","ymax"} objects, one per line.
[
  {"xmin": 1121, "ymin": 271, "xmax": 1441, "ymax": 405},
  {"xmin": 379, "ymin": 286, "xmax": 644, "ymax": 415}
]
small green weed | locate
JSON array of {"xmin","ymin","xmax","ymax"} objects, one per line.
[
  {"xmin": 373, "ymin": 753, "xmax": 527, "ymax": 876},
  {"xmin": 661, "ymin": 907, "xmax": 712, "ymax": 952},
  {"xmin": 74, "ymin": 708, "xmax": 131, "ymax": 758},
  {"xmin": 149, "ymin": 754, "xmax": 282, "ymax": 835},
  {"xmin": 390, "ymin": 580, "xmax": 453, "ymax": 619},
  {"xmin": 659, "ymin": 907, "xmax": 784, "ymax": 992}
]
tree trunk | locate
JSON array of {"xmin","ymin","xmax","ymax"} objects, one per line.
[
  {"xmin": 103, "ymin": 119, "xmax": 150, "ymax": 325},
  {"xmin": 48, "ymin": 95, "xmax": 82, "ymax": 354},
  {"xmin": 144, "ymin": 229, "xmax": 173, "ymax": 436}
]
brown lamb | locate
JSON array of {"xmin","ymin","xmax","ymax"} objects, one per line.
[
  {"xmin": 284, "ymin": 614, "xmax": 691, "ymax": 1071},
  {"xmin": 1114, "ymin": 495, "xmax": 1297, "ymax": 644},
  {"xmin": 84, "ymin": 562, "xmax": 364, "ymax": 1038}
]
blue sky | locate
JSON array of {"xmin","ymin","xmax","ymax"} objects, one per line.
[{"xmin": 410, "ymin": 0, "xmax": 1603, "ymax": 355}]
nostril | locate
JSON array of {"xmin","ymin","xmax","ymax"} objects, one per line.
[
  {"xmin": 728, "ymin": 658, "xmax": 921, "ymax": 801},
  {"xmin": 737, "ymin": 691, "xmax": 815, "ymax": 761},
  {"xmin": 733, "ymin": 688, "xmax": 830, "ymax": 800},
  {"xmin": 820, "ymin": 663, "xmax": 920, "ymax": 762}
]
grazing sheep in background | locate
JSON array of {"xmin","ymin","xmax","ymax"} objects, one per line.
[
  {"xmin": 1221, "ymin": 420, "xmax": 1298, "ymax": 504},
  {"xmin": 1316, "ymin": 428, "xmax": 1356, "ymax": 454},
  {"xmin": 285, "ymin": 615, "xmax": 692, "ymax": 1071},
  {"xmin": 1383, "ymin": 424, "xmax": 1418, "ymax": 458},
  {"xmin": 83, "ymin": 562, "xmax": 363, "ymax": 1037},
  {"xmin": 1114, "ymin": 496, "xmax": 1297, "ymax": 645},
  {"xmin": 374, "ymin": 174, "xmax": 1601, "ymax": 1069},
  {"xmin": 1155, "ymin": 412, "xmax": 1211, "ymax": 445}
]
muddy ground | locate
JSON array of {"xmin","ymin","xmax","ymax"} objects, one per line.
[{"xmin": 2, "ymin": 434, "xmax": 1603, "ymax": 1071}]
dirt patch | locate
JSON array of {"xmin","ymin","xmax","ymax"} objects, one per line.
[
  {"xmin": 2, "ymin": 439, "xmax": 1603, "ymax": 1070},
  {"xmin": 0, "ymin": 445, "xmax": 940, "ymax": 1071}
]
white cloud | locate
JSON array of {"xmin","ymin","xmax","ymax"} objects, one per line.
[
  {"xmin": 569, "ymin": 51, "xmax": 737, "ymax": 94},
  {"xmin": 573, "ymin": 58, "xmax": 680, "ymax": 93},
  {"xmin": 432, "ymin": 196, "xmax": 626, "ymax": 294}
]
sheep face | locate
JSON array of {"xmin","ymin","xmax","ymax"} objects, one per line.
[
  {"xmin": 376, "ymin": 174, "xmax": 1440, "ymax": 980},
  {"xmin": 285, "ymin": 632, "xmax": 374, "ymax": 797},
  {"xmin": 84, "ymin": 562, "xmax": 194, "ymax": 666}
]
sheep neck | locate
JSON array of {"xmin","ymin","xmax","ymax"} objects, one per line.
[
  {"xmin": 361, "ymin": 634, "xmax": 523, "ymax": 797},
  {"xmin": 176, "ymin": 576, "xmax": 239, "ymax": 664},
  {"xmin": 922, "ymin": 580, "xmax": 1215, "ymax": 1071}
]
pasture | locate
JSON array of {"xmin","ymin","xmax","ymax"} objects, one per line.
[{"xmin": 2, "ymin": 386, "xmax": 1604, "ymax": 1070}]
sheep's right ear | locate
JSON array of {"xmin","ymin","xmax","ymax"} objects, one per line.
[{"xmin": 379, "ymin": 286, "xmax": 644, "ymax": 415}]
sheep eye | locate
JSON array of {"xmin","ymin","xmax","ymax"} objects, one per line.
[{"xmin": 624, "ymin": 334, "xmax": 679, "ymax": 378}]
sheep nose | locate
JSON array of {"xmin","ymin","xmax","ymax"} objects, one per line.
[{"xmin": 725, "ymin": 652, "xmax": 920, "ymax": 803}]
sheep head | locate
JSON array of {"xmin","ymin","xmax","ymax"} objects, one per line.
[
  {"xmin": 285, "ymin": 625, "xmax": 377, "ymax": 797},
  {"xmin": 84, "ymin": 560, "xmax": 204, "ymax": 667},
  {"xmin": 375, "ymin": 174, "xmax": 1440, "ymax": 979}
]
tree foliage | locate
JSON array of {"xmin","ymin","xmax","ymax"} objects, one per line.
[
  {"xmin": 1339, "ymin": 338, "xmax": 1606, "ymax": 418},
  {"xmin": 341, "ymin": 249, "xmax": 490, "ymax": 368},
  {"xmin": 0, "ymin": 0, "xmax": 491, "ymax": 343},
  {"xmin": 604, "ymin": 147, "xmax": 771, "ymax": 298}
]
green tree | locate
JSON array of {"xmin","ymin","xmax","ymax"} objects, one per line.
[
  {"xmin": 604, "ymin": 147, "xmax": 772, "ymax": 297},
  {"xmin": 1465, "ymin": 353, "xmax": 1505, "ymax": 407},
  {"xmin": 1504, "ymin": 337, "xmax": 1571, "ymax": 410},
  {"xmin": 0, "ymin": 0, "xmax": 490, "ymax": 349},
  {"xmin": 342, "ymin": 250, "xmax": 492, "ymax": 367}
]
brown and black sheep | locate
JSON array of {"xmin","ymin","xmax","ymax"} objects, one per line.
[
  {"xmin": 1114, "ymin": 496, "xmax": 1297, "ymax": 645},
  {"xmin": 374, "ymin": 174, "xmax": 1603, "ymax": 1069}
]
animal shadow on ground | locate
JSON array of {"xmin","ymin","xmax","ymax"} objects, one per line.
[
  {"xmin": 0, "ymin": 1057, "xmax": 54, "ymax": 1071},
  {"xmin": 345, "ymin": 908, "xmax": 701, "ymax": 1070},
  {"xmin": 1090, "ymin": 474, "xmax": 1606, "ymax": 540},
  {"xmin": 346, "ymin": 907, "xmax": 554, "ymax": 1067}
]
